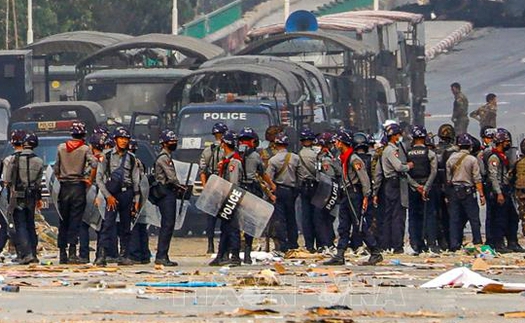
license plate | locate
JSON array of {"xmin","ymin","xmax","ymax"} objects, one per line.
[{"xmin": 38, "ymin": 121, "xmax": 56, "ymax": 131}]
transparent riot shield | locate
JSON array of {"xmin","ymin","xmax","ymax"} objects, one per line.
[
  {"xmin": 83, "ymin": 186, "xmax": 102, "ymax": 231},
  {"xmin": 0, "ymin": 188, "xmax": 8, "ymax": 224},
  {"xmin": 195, "ymin": 175, "xmax": 274, "ymax": 238},
  {"xmin": 172, "ymin": 160, "xmax": 199, "ymax": 232},
  {"xmin": 311, "ymin": 173, "xmax": 340, "ymax": 212},
  {"xmin": 45, "ymin": 165, "xmax": 62, "ymax": 220}
]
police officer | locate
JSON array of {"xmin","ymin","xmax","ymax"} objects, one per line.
[
  {"xmin": 374, "ymin": 123, "xmax": 415, "ymax": 253},
  {"xmin": 266, "ymin": 133, "xmax": 300, "ymax": 254},
  {"xmin": 54, "ymin": 122, "xmax": 96, "ymax": 264},
  {"xmin": 209, "ymin": 130, "xmax": 243, "ymax": 266},
  {"xmin": 315, "ymin": 132, "xmax": 340, "ymax": 250},
  {"xmin": 4, "ymin": 133, "xmax": 44, "ymax": 264},
  {"xmin": 435, "ymin": 124, "xmax": 458, "ymax": 250},
  {"xmin": 487, "ymin": 130, "xmax": 523, "ymax": 253},
  {"xmin": 0, "ymin": 130, "xmax": 26, "ymax": 256},
  {"xmin": 199, "ymin": 122, "xmax": 228, "ymax": 254},
  {"xmin": 78, "ymin": 133, "xmax": 107, "ymax": 264},
  {"xmin": 298, "ymin": 128, "xmax": 320, "ymax": 253},
  {"xmin": 154, "ymin": 130, "xmax": 180, "ymax": 266},
  {"xmin": 238, "ymin": 127, "xmax": 273, "ymax": 264},
  {"xmin": 451, "ymin": 82, "xmax": 469, "ymax": 134},
  {"xmin": 446, "ymin": 133, "xmax": 485, "ymax": 251},
  {"xmin": 324, "ymin": 129, "xmax": 383, "ymax": 266},
  {"xmin": 128, "ymin": 138, "xmax": 152, "ymax": 264},
  {"xmin": 512, "ymin": 138, "xmax": 525, "ymax": 236},
  {"xmin": 260, "ymin": 125, "xmax": 284, "ymax": 169},
  {"xmin": 407, "ymin": 126, "xmax": 438, "ymax": 254},
  {"xmin": 95, "ymin": 127, "xmax": 140, "ymax": 266}
]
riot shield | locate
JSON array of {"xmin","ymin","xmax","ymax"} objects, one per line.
[
  {"xmin": 131, "ymin": 176, "xmax": 151, "ymax": 230},
  {"xmin": 0, "ymin": 188, "xmax": 8, "ymax": 224},
  {"xmin": 506, "ymin": 147, "xmax": 519, "ymax": 168},
  {"xmin": 96, "ymin": 190, "xmax": 107, "ymax": 220},
  {"xmin": 195, "ymin": 175, "xmax": 274, "ymax": 238},
  {"xmin": 83, "ymin": 186, "xmax": 102, "ymax": 231},
  {"xmin": 45, "ymin": 165, "xmax": 62, "ymax": 220},
  {"xmin": 172, "ymin": 159, "xmax": 199, "ymax": 231},
  {"xmin": 400, "ymin": 177, "xmax": 409, "ymax": 208},
  {"xmin": 137, "ymin": 200, "xmax": 187, "ymax": 229},
  {"xmin": 311, "ymin": 173, "xmax": 339, "ymax": 213}
]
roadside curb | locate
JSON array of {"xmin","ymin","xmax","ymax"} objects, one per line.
[{"xmin": 425, "ymin": 22, "xmax": 474, "ymax": 61}]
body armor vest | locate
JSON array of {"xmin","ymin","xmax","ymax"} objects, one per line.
[
  {"xmin": 356, "ymin": 152, "xmax": 372, "ymax": 179},
  {"xmin": 407, "ymin": 146, "xmax": 430, "ymax": 180}
]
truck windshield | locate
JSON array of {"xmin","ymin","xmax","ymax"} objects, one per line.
[
  {"xmin": 177, "ymin": 111, "xmax": 271, "ymax": 149},
  {"xmin": 86, "ymin": 82, "xmax": 172, "ymax": 125},
  {"xmin": 2, "ymin": 137, "xmax": 67, "ymax": 166}
]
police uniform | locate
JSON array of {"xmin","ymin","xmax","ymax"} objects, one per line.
[
  {"xmin": 446, "ymin": 148, "xmax": 483, "ymax": 251},
  {"xmin": 199, "ymin": 141, "xmax": 223, "ymax": 251},
  {"xmin": 129, "ymin": 151, "xmax": 152, "ymax": 264},
  {"xmin": 487, "ymin": 149, "xmax": 520, "ymax": 252},
  {"xmin": 324, "ymin": 129, "xmax": 382, "ymax": 266},
  {"xmin": 266, "ymin": 141, "xmax": 300, "ymax": 252},
  {"xmin": 210, "ymin": 147, "xmax": 243, "ymax": 266},
  {"xmin": 380, "ymin": 142, "xmax": 412, "ymax": 252},
  {"xmin": 154, "ymin": 145, "xmax": 180, "ymax": 265},
  {"xmin": 452, "ymin": 91, "xmax": 469, "ymax": 134},
  {"xmin": 4, "ymin": 144, "xmax": 43, "ymax": 263},
  {"xmin": 298, "ymin": 138, "xmax": 320, "ymax": 252},
  {"xmin": 435, "ymin": 136, "xmax": 458, "ymax": 250},
  {"xmin": 316, "ymin": 145, "xmax": 341, "ymax": 248},
  {"xmin": 407, "ymin": 143, "xmax": 438, "ymax": 253},
  {"xmin": 96, "ymin": 145, "xmax": 140, "ymax": 265},
  {"xmin": 54, "ymin": 124, "xmax": 97, "ymax": 263}
]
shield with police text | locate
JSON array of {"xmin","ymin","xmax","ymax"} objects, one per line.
[
  {"xmin": 195, "ymin": 175, "xmax": 274, "ymax": 238},
  {"xmin": 311, "ymin": 173, "xmax": 340, "ymax": 215},
  {"xmin": 45, "ymin": 165, "xmax": 63, "ymax": 220}
]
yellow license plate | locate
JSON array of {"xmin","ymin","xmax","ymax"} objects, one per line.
[{"xmin": 38, "ymin": 121, "xmax": 56, "ymax": 131}]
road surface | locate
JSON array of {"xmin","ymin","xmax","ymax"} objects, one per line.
[{"xmin": 425, "ymin": 27, "xmax": 525, "ymax": 143}]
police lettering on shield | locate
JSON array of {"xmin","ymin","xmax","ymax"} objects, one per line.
[{"xmin": 203, "ymin": 112, "xmax": 247, "ymax": 120}]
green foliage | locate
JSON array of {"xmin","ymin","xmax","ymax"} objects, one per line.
[{"xmin": 0, "ymin": 0, "xmax": 203, "ymax": 49}]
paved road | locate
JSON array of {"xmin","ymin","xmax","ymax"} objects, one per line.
[{"xmin": 425, "ymin": 27, "xmax": 525, "ymax": 143}]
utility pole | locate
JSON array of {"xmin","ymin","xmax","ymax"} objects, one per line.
[
  {"xmin": 5, "ymin": 0, "xmax": 9, "ymax": 49},
  {"xmin": 11, "ymin": 0, "xmax": 18, "ymax": 48},
  {"xmin": 172, "ymin": 0, "xmax": 178, "ymax": 35},
  {"xmin": 284, "ymin": 0, "xmax": 290, "ymax": 23},
  {"xmin": 374, "ymin": 0, "xmax": 379, "ymax": 11},
  {"xmin": 27, "ymin": 0, "xmax": 33, "ymax": 44}
]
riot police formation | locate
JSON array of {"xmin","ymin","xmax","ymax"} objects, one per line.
[
  {"xmin": 4, "ymin": 121, "xmax": 525, "ymax": 268},
  {"xmin": 199, "ymin": 122, "xmax": 227, "ymax": 254}
]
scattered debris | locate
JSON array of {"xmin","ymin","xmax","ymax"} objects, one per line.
[
  {"xmin": 480, "ymin": 283, "xmax": 525, "ymax": 294},
  {"xmin": 499, "ymin": 311, "xmax": 525, "ymax": 318},
  {"xmin": 224, "ymin": 308, "xmax": 280, "ymax": 317},
  {"xmin": 472, "ymin": 258, "xmax": 490, "ymax": 271},
  {"xmin": 135, "ymin": 281, "xmax": 226, "ymax": 288},
  {"xmin": 421, "ymin": 267, "xmax": 525, "ymax": 290},
  {"xmin": 237, "ymin": 269, "xmax": 281, "ymax": 286}
]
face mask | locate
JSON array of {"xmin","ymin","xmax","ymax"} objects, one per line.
[
  {"xmin": 312, "ymin": 146, "xmax": 321, "ymax": 154},
  {"xmin": 238, "ymin": 144, "xmax": 249, "ymax": 153},
  {"xmin": 504, "ymin": 144, "xmax": 511, "ymax": 152},
  {"xmin": 168, "ymin": 143, "xmax": 178, "ymax": 151}
]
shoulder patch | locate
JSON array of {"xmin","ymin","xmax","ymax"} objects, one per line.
[
  {"xmin": 490, "ymin": 160, "xmax": 498, "ymax": 167},
  {"xmin": 394, "ymin": 151, "xmax": 399, "ymax": 158},
  {"xmin": 229, "ymin": 163, "xmax": 236, "ymax": 173},
  {"xmin": 353, "ymin": 161, "xmax": 363, "ymax": 171}
]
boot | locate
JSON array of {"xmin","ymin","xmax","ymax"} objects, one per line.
[
  {"xmin": 323, "ymin": 249, "xmax": 345, "ymax": 266},
  {"xmin": 508, "ymin": 242, "xmax": 525, "ymax": 253},
  {"xmin": 230, "ymin": 250, "xmax": 242, "ymax": 267},
  {"xmin": 209, "ymin": 253, "xmax": 229, "ymax": 266},
  {"xmin": 361, "ymin": 249, "xmax": 383, "ymax": 266},
  {"xmin": 207, "ymin": 238, "xmax": 215, "ymax": 254},
  {"xmin": 118, "ymin": 251, "xmax": 134, "ymax": 266},
  {"xmin": 59, "ymin": 247, "xmax": 68, "ymax": 264},
  {"xmin": 19, "ymin": 254, "xmax": 38, "ymax": 265},
  {"xmin": 155, "ymin": 258, "xmax": 178, "ymax": 266},
  {"xmin": 494, "ymin": 243, "xmax": 512, "ymax": 254},
  {"xmin": 243, "ymin": 245, "xmax": 252, "ymax": 265},
  {"xmin": 68, "ymin": 244, "xmax": 80, "ymax": 264},
  {"xmin": 93, "ymin": 248, "xmax": 107, "ymax": 267}
]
